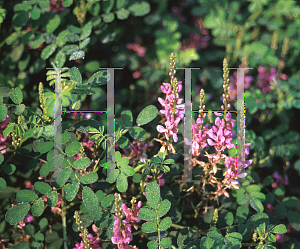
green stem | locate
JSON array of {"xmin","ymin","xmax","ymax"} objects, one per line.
[
  {"xmin": 155, "ymin": 208, "xmax": 161, "ymax": 248},
  {"xmin": 61, "ymin": 188, "xmax": 68, "ymax": 249}
]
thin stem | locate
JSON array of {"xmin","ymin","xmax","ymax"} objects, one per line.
[
  {"xmin": 61, "ymin": 188, "xmax": 68, "ymax": 249},
  {"xmin": 170, "ymin": 223, "xmax": 207, "ymax": 235},
  {"xmin": 155, "ymin": 208, "xmax": 161, "ymax": 248}
]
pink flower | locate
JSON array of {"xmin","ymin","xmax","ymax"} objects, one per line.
[
  {"xmin": 256, "ymin": 66, "xmax": 288, "ymax": 93},
  {"xmin": 24, "ymin": 215, "xmax": 34, "ymax": 223},
  {"xmin": 74, "ymin": 233, "xmax": 102, "ymax": 249},
  {"xmin": 126, "ymin": 42, "xmax": 146, "ymax": 57},
  {"xmin": 190, "ymin": 114, "xmax": 209, "ymax": 157},
  {"xmin": 271, "ymin": 171, "xmax": 289, "ymax": 188},
  {"xmin": 206, "ymin": 112, "xmax": 236, "ymax": 152},
  {"xmin": 157, "ymin": 81, "xmax": 185, "ymax": 143},
  {"xmin": 122, "ymin": 201, "xmax": 142, "ymax": 224},
  {"xmin": 0, "ymin": 114, "xmax": 12, "ymax": 155}
]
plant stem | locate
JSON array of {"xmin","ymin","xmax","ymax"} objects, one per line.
[
  {"xmin": 61, "ymin": 188, "xmax": 68, "ymax": 249},
  {"xmin": 155, "ymin": 208, "xmax": 161, "ymax": 248},
  {"xmin": 170, "ymin": 223, "xmax": 207, "ymax": 235}
]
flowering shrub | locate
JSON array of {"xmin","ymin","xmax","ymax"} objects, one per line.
[{"xmin": 1, "ymin": 0, "xmax": 300, "ymax": 249}]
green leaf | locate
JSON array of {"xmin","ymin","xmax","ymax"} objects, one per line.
[
  {"xmin": 238, "ymin": 224, "xmax": 252, "ymax": 241},
  {"xmin": 224, "ymin": 212, "xmax": 234, "ymax": 225},
  {"xmin": 41, "ymin": 44, "xmax": 57, "ymax": 60},
  {"xmin": 160, "ymin": 216, "xmax": 172, "ymax": 231},
  {"xmin": 246, "ymin": 184, "xmax": 261, "ymax": 193},
  {"xmin": 34, "ymin": 232, "xmax": 44, "ymax": 242},
  {"xmin": 236, "ymin": 205, "xmax": 249, "ymax": 224},
  {"xmin": 69, "ymin": 67, "xmax": 82, "ymax": 85},
  {"xmin": 200, "ymin": 236, "xmax": 214, "ymax": 249},
  {"xmin": 142, "ymin": 221, "xmax": 157, "ymax": 233},
  {"xmin": 117, "ymin": 136, "xmax": 130, "ymax": 149},
  {"xmin": 63, "ymin": 182, "xmax": 79, "ymax": 202},
  {"xmin": 263, "ymin": 175, "xmax": 274, "ymax": 186},
  {"xmin": 10, "ymin": 87, "xmax": 23, "ymax": 104},
  {"xmin": 101, "ymin": 194, "xmax": 114, "ymax": 208},
  {"xmin": 0, "ymin": 153, "xmax": 3, "ymax": 164},
  {"xmin": 246, "ymin": 212, "xmax": 269, "ymax": 229},
  {"xmin": 0, "ymin": 105, "xmax": 7, "ymax": 121},
  {"xmin": 80, "ymin": 21, "xmax": 92, "ymax": 40},
  {"xmin": 62, "ymin": 0, "xmax": 73, "ymax": 7},
  {"xmin": 15, "ymin": 104, "xmax": 25, "ymax": 115},
  {"xmin": 121, "ymin": 110, "xmax": 133, "ymax": 128},
  {"xmin": 34, "ymin": 182, "xmax": 51, "ymax": 195},
  {"xmin": 65, "ymin": 141, "xmax": 81, "ymax": 156},
  {"xmin": 39, "ymin": 1, "xmax": 50, "ymax": 9},
  {"xmin": 82, "ymin": 187, "xmax": 98, "ymax": 210},
  {"xmin": 39, "ymin": 163, "xmax": 50, "ymax": 177},
  {"xmin": 249, "ymin": 192, "xmax": 266, "ymax": 202},
  {"xmin": 13, "ymin": 11, "xmax": 30, "ymax": 30},
  {"xmin": 94, "ymin": 210, "xmax": 109, "ymax": 229},
  {"xmin": 237, "ymin": 194, "xmax": 250, "ymax": 205},
  {"xmin": 69, "ymin": 50, "xmax": 85, "ymax": 60},
  {"xmin": 3, "ymin": 164, "xmax": 16, "ymax": 175},
  {"xmin": 117, "ymin": 157, "xmax": 129, "ymax": 166},
  {"xmin": 31, "ymin": 6, "xmax": 40, "ymax": 20},
  {"xmin": 5, "ymin": 203, "xmax": 30, "ymax": 225},
  {"xmin": 116, "ymin": 9, "xmax": 130, "ymax": 20},
  {"xmin": 287, "ymin": 211, "xmax": 300, "ymax": 231},
  {"xmin": 145, "ymin": 182, "xmax": 160, "ymax": 209},
  {"xmin": 0, "ymin": 177, "xmax": 6, "ymax": 192},
  {"xmin": 46, "ymin": 14, "xmax": 60, "ymax": 34},
  {"xmin": 282, "ymin": 196, "xmax": 298, "ymax": 207},
  {"xmin": 129, "ymin": 127, "xmax": 147, "ymax": 141},
  {"xmin": 79, "ymin": 37, "xmax": 90, "ymax": 49},
  {"xmin": 157, "ymin": 199, "xmax": 171, "ymax": 217},
  {"xmin": 88, "ymin": 70, "xmax": 110, "ymax": 86},
  {"xmin": 61, "ymin": 45, "xmax": 79, "ymax": 55},
  {"xmin": 274, "ymin": 186, "xmax": 285, "ymax": 196},
  {"xmin": 54, "ymin": 50, "xmax": 66, "ymax": 68},
  {"xmin": 31, "ymin": 199, "xmax": 44, "ymax": 217},
  {"xmin": 128, "ymin": 1, "xmax": 150, "ymax": 16},
  {"xmin": 47, "ymin": 191, "xmax": 58, "ymax": 207},
  {"xmin": 177, "ymin": 227, "xmax": 194, "ymax": 247},
  {"xmin": 161, "ymin": 237, "xmax": 171, "ymax": 248},
  {"xmin": 274, "ymin": 203, "xmax": 286, "ymax": 220},
  {"xmin": 138, "ymin": 208, "xmax": 156, "ymax": 221},
  {"xmin": 16, "ymin": 190, "xmax": 38, "ymax": 203},
  {"xmin": 116, "ymin": 173, "xmax": 128, "ymax": 192},
  {"xmin": 95, "ymin": 190, "xmax": 105, "ymax": 203},
  {"xmin": 6, "ymin": 32, "xmax": 19, "ymax": 45},
  {"xmin": 39, "ymin": 141, "xmax": 54, "ymax": 154},
  {"xmin": 74, "ymin": 119, "xmax": 100, "ymax": 133},
  {"xmin": 136, "ymin": 105, "xmax": 158, "ymax": 126},
  {"xmin": 53, "ymin": 167, "xmax": 72, "ymax": 186},
  {"xmin": 102, "ymin": 12, "xmax": 115, "ymax": 23},
  {"xmin": 121, "ymin": 165, "xmax": 135, "ymax": 176},
  {"xmin": 147, "ymin": 240, "xmax": 158, "ymax": 249},
  {"xmin": 81, "ymin": 172, "xmax": 98, "ymax": 184},
  {"xmin": 271, "ymin": 224, "xmax": 287, "ymax": 234},
  {"xmin": 250, "ymin": 199, "xmax": 264, "ymax": 213},
  {"xmin": 74, "ymin": 157, "xmax": 91, "ymax": 169}
]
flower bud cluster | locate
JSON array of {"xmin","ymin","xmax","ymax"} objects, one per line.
[
  {"xmin": 111, "ymin": 193, "xmax": 140, "ymax": 249},
  {"xmin": 38, "ymin": 82, "xmax": 51, "ymax": 122},
  {"xmin": 156, "ymin": 53, "xmax": 185, "ymax": 145},
  {"xmin": 221, "ymin": 58, "xmax": 230, "ymax": 112}
]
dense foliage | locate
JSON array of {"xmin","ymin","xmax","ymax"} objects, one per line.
[{"xmin": 0, "ymin": 0, "xmax": 300, "ymax": 248}]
